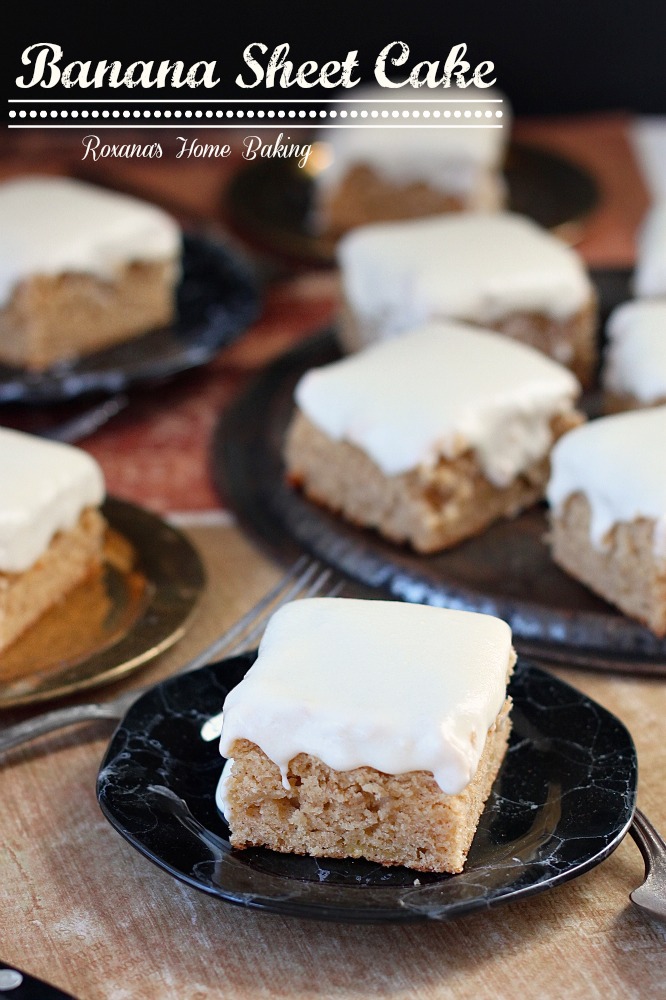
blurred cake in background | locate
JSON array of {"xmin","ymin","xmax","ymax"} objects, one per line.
[
  {"xmin": 0, "ymin": 176, "xmax": 181, "ymax": 370},
  {"xmin": 0, "ymin": 428, "xmax": 106, "ymax": 652},
  {"xmin": 336, "ymin": 211, "xmax": 598, "ymax": 385},
  {"xmin": 285, "ymin": 321, "xmax": 583, "ymax": 553},
  {"xmin": 602, "ymin": 300, "xmax": 666, "ymax": 412},
  {"xmin": 547, "ymin": 408, "xmax": 666, "ymax": 637},
  {"xmin": 634, "ymin": 200, "xmax": 666, "ymax": 298},
  {"xmin": 312, "ymin": 84, "xmax": 511, "ymax": 236}
]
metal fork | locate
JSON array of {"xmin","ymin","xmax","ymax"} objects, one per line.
[
  {"xmin": 0, "ymin": 556, "xmax": 342, "ymax": 756},
  {"xmin": 39, "ymin": 393, "xmax": 129, "ymax": 443},
  {"xmin": 629, "ymin": 807, "xmax": 666, "ymax": 922}
]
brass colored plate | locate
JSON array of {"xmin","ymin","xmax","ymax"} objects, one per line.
[
  {"xmin": 0, "ymin": 498, "xmax": 205, "ymax": 708},
  {"xmin": 224, "ymin": 141, "xmax": 600, "ymax": 267}
]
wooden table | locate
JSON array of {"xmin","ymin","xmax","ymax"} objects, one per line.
[{"xmin": 0, "ymin": 119, "xmax": 665, "ymax": 999}]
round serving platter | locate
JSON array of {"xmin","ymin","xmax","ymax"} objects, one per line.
[{"xmin": 211, "ymin": 286, "xmax": 666, "ymax": 676}]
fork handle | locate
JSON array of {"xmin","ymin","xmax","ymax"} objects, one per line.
[
  {"xmin": 0, "ymin": 703, "xmax": 122, "ymax": 755},
  {"xmin": 631, "ymin": 807, "xmax": 666, "ymax": 873}
]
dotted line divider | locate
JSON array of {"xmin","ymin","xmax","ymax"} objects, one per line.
[{"xmin": 8, "ymin": 106, "xmax": 504, "ymax": 122}]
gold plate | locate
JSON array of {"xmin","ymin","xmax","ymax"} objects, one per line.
[{"xmin": 0, "ymin": 498, "xmax": 205, "ymax": 708}]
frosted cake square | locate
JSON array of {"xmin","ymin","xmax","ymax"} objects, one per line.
[
  {"xmin": 313, "ymin": 84, "xmax": 510, "ymax": 236},
  {"xmin": 633, "ymin": 201, "xmax": 666, "ymax": 298},
  {"xmin": 0, "ymin": 176, "xmax": 181, "ymax": 370},
  {"xmin": 602, "ymin": 300, "xmax": 666, "ymax": 412},
  {"xmin": 218, "ymin": 598, "xmax": 515, "ymax": 874},
  {"xmin": 337, "ymin": 211, "xmax": 597, "ymax": 385},
  {"xmin": 547, "ymin": 407, "xmax": 666, "ymax": 636},
  {"xmin": 0, "ymin": 428, "xmax": 106, "ymax": 651},
  {"xmin": 284, "ymin": 321, "xmax": 583, "ymax": 553}
]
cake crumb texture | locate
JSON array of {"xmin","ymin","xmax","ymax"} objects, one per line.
[
  {"xmin": 0, "ymin": 262, "xmax": 176, "ymax": 370},
  {"xmin": 550, "ymin": 492, "xmax": 666, "ymax": 636},
  {"xmin": 319, "ymin": 165, "xmax": 499, "ymax": 236},
  {"xmin": 0, "ymin": 508, "xmax": 106, "ymax": 652},
  {"xmin": 223, "ymin": 700, "xmax": 512, "ymax": 874},
  {"xmin": 285, "ymin": 410, "xmax": 582, "ymax": 553}
]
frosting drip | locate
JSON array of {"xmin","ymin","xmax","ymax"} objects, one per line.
[
  {"xmin": 338, "ymin": 212, "xmax": 593, "ymax": 329},
  {"xmin": 295, "ymin": 321, "xmax": 580, "ymax": 484},
  {"xmin": 0, "ymin": 176, "xmax": 180, "ymax": 307},
  {"xmin": 634, "ymin": 201, "xmax": 666, "ymax": 298},
  {"xmin": 0, "ymin": 427, "xmax": 105, "ymax": 573},
  {"xmin": 218, "ymin": 598, "xmax": 514, "ymax": 801},
  {"xmin": 546, "ymin": 406, "xmax": 666, "ymax": 557},
  {"xmin": 603, "ymin": 300, "xmax": 666, "ymax": 402},
  {"xmin": 316, "ymin": 84, "xmax": 509, "ymax": 200}
]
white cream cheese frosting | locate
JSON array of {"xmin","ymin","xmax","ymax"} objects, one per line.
[
  {"xmin": 294, "ymin": 321, "xmax": 580, "ymax": 485},
  {"xmin": 338, "ymin": 212, "xmax": 593, "ymax": 333},
  {"xmin": 634, "ymin": 201, "xmax": 666, "ymax": 298},
  {"xmin": 0, "ymin": 427, "xmax": 105, "ymax": 573},
  {"xmin": 316, "ymin": 84, "xmax": 509, "ymax": 205},
  {"xmin": 546, "ymin": 406, "xmax": 666, "ymax": 557},
  {"xmin": 217, "ymin": 597, "xmax": 514, "ymax": 806},
  {"xmin": 0, "ymin": 176, "xmax": 181, "ymax": 308},
  {"xmin": 603, "ymin": 300, "xmax": 666, "ymax": 402}
]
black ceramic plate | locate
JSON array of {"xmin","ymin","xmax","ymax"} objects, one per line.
[
  {"xmin": 224, "ymin": 142, "xmax": 599, "ymax": 266},
  {"xmin": 0, "ymin": 234, "xmax": 260, "ymax": 404},
  {"xmin": 211, "ymin": 268, "xmax": 666, "ymax": 676},
  {"xmin": 96, "ymin": 654, "xmax": 636, "ymax": 924}
]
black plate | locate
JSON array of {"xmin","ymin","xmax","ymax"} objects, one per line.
[
  {"xmin": 0, "ymin": 234, "xmax": 260, "ymax": 404},
  {"xmin": 96, "ymin": 654, "xmax": 636, "ymax": 924},
  {"xmin": 211, "ymin": 268, "xmax": 666, "ymax": 676},
  {"xmin": 224, "ymin": 142, "xmax": 599, "ymax": 266}
]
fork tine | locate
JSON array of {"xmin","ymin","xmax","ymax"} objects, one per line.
[
  {"xmin": 0, "ymin": 556, "xmax": 345, "ymax": 757},
  {"xmin": 199, "ymin": 568, "xmax": 345, "ymax": 742},
  {"xmin": 181, "ymin": 555, "xmax": 322, "ymax": 675},
  {"xmin": 304, "ymin": 566, "xmax": 334, "ymax": 598},
  {"xmin": 226, "ymin": 565, "xmax": 343, "ymax": 657}
]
